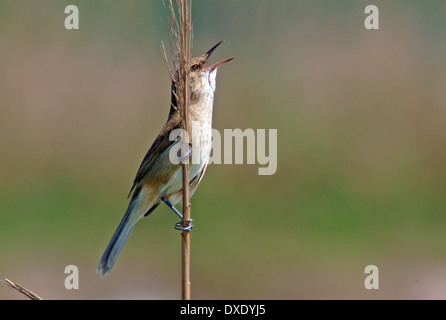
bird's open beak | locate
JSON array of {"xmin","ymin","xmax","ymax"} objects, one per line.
[{"xmin": 204, "ymin": 41, "xmax": 235, "ymax": 72}]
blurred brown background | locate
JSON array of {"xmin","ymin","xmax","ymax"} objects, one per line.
[{"xmin": 1, "ymin": 0, "xmax": 446, "ymax": 299}]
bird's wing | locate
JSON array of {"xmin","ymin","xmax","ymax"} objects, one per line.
[{"xmin": 128, "ymin": 111, "xmax": 183, "ymax": 199}]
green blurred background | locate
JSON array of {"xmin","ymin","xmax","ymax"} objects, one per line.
[{"xmin": 1, "ymin": 0, "xmax": 446, "ymax": 299}]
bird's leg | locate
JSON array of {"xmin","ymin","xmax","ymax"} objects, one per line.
[
  {"xmin": 161, "ymin": 196, "xmax": 183, "ymax": 219},
  {"xmin": 161, "ymin": 196, "xmax": 193, "ymax": 231}
]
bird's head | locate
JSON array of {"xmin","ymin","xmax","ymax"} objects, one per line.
[{"xmin": 188, "ymin": 41, "xmax": 235, "ymax": 95}]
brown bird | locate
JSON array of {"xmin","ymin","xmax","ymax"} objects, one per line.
[{"xmin": 97, "ymin": 41, "xmax": 234, "ymax": 277}]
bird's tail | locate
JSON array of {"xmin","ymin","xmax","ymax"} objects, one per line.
[{"xmin": 96, "ymin": 193, "xmax": 153, "ymax": 277}]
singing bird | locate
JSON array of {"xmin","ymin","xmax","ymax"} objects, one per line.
[{"xmin": 97, "ymin": 41, "xmax": 234, "ymax": 277}]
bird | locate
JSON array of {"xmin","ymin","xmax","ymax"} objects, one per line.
[{"xmin": 97, "ymin": 41, "xmax": 234, "ymax": 277}]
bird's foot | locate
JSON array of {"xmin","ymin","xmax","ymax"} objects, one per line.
[
  {"xmin": 161, "ymin": 196, "xmax": 193, "ymax": 231},
  {"xmin": 179, "ymin": 142, "xmax": 193, "ymax": 163},
  {"xmin": 174, "ymin": 219, "xmax": 193, "ymax": 231}
]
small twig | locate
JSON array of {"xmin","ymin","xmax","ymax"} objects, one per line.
[{"xmin": 1, "ymin": 278, "xmax": 44, "ymax": 300}]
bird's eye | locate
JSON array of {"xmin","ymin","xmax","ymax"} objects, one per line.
[{"xmin": 191, "ymin": 64, "xmax": 200, "ymax": 71}]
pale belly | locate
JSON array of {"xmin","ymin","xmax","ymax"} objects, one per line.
[{"xmin": 161, "ymin": 129, "xmax": 212, "ymax": 200}]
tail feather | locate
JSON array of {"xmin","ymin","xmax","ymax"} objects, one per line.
[
  {"xmin": 96, "ymin": 205, "xmax": 138, "ymax": 277},
  {"xmin": 97, "ymin": 193, "xmax": 158, "ymax": 277}
]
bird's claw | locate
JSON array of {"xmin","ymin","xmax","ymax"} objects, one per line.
[
  {"xmin": 179, "ymin": 142, "xmax": 193, "ymax": 163},
  {"xmin": 174, "ymin": 219, "xmax": 193, "ymax": 231}
]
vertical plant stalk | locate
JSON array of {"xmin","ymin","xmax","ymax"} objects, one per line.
[
  {"xmin": 179, "ymin": 0, "xmax": 192, "ymax": 301},
  {"xmin": 164, "ymin": 0, "xmax": 193, "ymax": 300}
]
